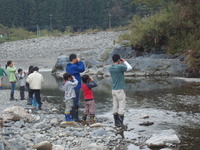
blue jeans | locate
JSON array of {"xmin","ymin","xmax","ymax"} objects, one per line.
[
  {"xmin": 11, "ymin": 82, "xmax": 16, "ymax": 94},
  {"xmin": 73, "ymin": 89, "xmax": 81, "ymax": 107}
]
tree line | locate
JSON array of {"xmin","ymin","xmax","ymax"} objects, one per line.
[{"xmin": 0, "ymin": 0, "xmax": 137, "ymax": 32}]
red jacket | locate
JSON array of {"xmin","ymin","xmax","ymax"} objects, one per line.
[{"xmin": 82, "ymin": 81, "xmax": 97, "ymax": 100}]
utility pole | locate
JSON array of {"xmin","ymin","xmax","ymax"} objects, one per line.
[
  {"xmin": 108, "ymin": 13, "xmax": 111, "ymax": 29},
  {"xmin": 36, "ymin": 25, "xmax": 40, "ymax": 36},
  {"xmin": 49, "ymin": 14, "xmax": 53, "ymax": 31}
]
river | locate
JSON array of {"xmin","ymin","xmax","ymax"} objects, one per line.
[{"xmin": 2, "ymin": 71, "xmax": 200, "ymax": 150}]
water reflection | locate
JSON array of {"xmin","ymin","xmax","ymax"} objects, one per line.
[{"xmin": 2, "ymin": 72, "xmax": 200, "ymax": 150}]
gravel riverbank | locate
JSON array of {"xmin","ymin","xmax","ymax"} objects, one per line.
[{"xmin": 0, "ymin": 31, "xmax": 123, "ymax": 70}]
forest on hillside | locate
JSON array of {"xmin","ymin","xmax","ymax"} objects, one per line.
[{"xmin": 0, "ymin": 0, "xmax": 139, "ymax": 31}]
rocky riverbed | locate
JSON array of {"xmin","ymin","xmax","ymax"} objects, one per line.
[{"xmin": 0, "ymin": 90, "xmax": 183, "ymax": 150}]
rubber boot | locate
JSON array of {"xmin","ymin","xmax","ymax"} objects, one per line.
[
  {"xmin": 10, "ymin": 93, "xmax": 14, "ymax": 101},
  {"xmin": 73, "ymin": 107, "xmax": 81, "ymax": 122},
  {"xmin": 113, "ymin": 113, "xmax": 121, "ymax": 127},
  {"xmin": 90, "ymin": 114, "xmax": 95, "ymax": 124},
  {"xmin": 81, "ymin": 114, "xmax": 87, "ymax": 125},
  {"xmin": 70, "ymin": 109, "xmax": 74, "ymax": 119},
  {"xmin": 38, "ymin": 104, "xmax": 42, "ymax": 110},
  {"xmin": 118, "ymin": 114, "xmax": 127, "ymax": 129},
  {"xmin": 0, "ymin": 86, "xmax": 2, "ymax": 90},
  {"xmin": 65, "ymin": 112, "xmax": 74, "ymax": 122}
]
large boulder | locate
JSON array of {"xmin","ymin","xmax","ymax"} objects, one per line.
[
  {"xmin": 1, "ymin": 106, "xmax": 36, "ymax": 123},
  {"xmin": 110, "ymin": 45, "xmax": 136, "ymax": 59},
  {"xmin": 52, "ymin": 55, "xmax": 69, "ymax": 74},
  {"xmin": 127, "ymin": 57, "xmax": 187, "ymax": 76},
  {"xmin": 97, "ymin": 65, "xmax": 110, "ymax": 77},
  {"xmin": 52, "ymin": 45, "xmax": 188, "ymax": 78}
]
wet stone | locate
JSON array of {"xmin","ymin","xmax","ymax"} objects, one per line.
[{"xmin": 139, "ymin": 121, "xmax": 154, "ymax": 126}]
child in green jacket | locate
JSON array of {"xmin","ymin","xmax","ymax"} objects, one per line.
[{"xmin": 6, "ymin": 61, "xmax": 18, "ymax": 100}]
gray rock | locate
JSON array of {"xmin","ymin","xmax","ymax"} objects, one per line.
[
  {"xmin": 14, "ymin": 120, "xmax": 25, "ymax": 128},
  {"xmin": 110, "ymin": 45, "xmax": 136, "ymax": 59},
  {"xmin": 139, "ymin": 121, "xmax": 154, "ymax": 126},
  {"xmin": 83, "ymin": 143, "xmax": 106, "ymax": 150},
  {"xmin": 52, "ymin": 55, "xmax": 69, "ymax": 74},
  {"xmin": 72, "ymin": 130, "xmax": 86, "ymax": 137},
  {"xmin": 23, "ymin": 134, "xmax": 32, "ymax": 140},
  {"xmin": 91, "ymin": 129, "xmax": 108, "ymax": 137},
  {"xmin": 84, "ymin": 59, "xmax": 102, "ymax": 69},
  {"xmin": 50, "ymin": 118, "xmax": 58, "ymax": 125},
  {"xmin": 35, "ymin": 134, "xmax": 46, "ymax": 143},
  {"xmin": 127, "ymin": 57, "xmax": 187, "ymax": 76},
  {"xmin": 90, "ymin": 123, "xmax": 105, "ymax": 128},
  {"xmin": 65, "ymin": 137, "xmax": 75, "ymax": 141},
  {"xmin": 97, "ymin": 65, "xmax": 110, "ymax": 77},
  {"xmin": 52, "ymin": 145, "xmax": 64, "ymax": 150},
  {"xmin": 145, "ymin": 129, "xmax": 180, "ymax": 148},
  {"xmin": 2, "ymin": 106, "xmax": 36, "ymax": 123},
  {"xmin": 32, "ymin": 141, "xmax": 52, "ymax": 150},
  {"xmin": 34, "ymin": 119, "xmax": 51, "ymax": 130},
  {"xmin": 7, "ymin": 139, "xmax": 27, "ymax": 150},
  {"xmin": 59, "ymin": 121, "xmax": 80, "ymax": 128}
]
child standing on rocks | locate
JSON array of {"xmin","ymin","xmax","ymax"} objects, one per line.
[
  {"xmin": 6, "ymin": 61, "xmax": 18, "ymax": 100},
  {"xmin": 17, "ymin": 69, "xmax": 26, "ymax": 100},
  {"xmin": 81, "ymin": 75, "xmax": 97, "ymax": 125},
  {"xmin": 26, "ymin": 67, "xmax": 44, "ymax": 110},
  {"xmin": 63, "ymin": 73, "xmax": 78, "ymax": 122}
]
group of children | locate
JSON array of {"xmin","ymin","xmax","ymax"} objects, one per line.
[
  {"xmin": 63, "ymin": 72, "xmax": 97, "ymax": 125},
  {"xmin": 0, "ymin": 61, "xmax": 43, "ymax": 110},
  {"xmin": 1, "ymin": 60, "xmax": 27, "ymax": 101},
  {"xmin": 2, "ymin": 53, "xmax": 131, "ymax": 128},
  {"xmin": 1, "ymin": 58, "xmax": 96, "ymax": 124}
]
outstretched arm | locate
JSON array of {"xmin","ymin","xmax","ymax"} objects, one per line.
[
  {"xmin": 121, "ymin": 58, "xmax": 132, "ymax": 71},
  {"xmin": 86, "ymin": 81, "xmax": 97, "ymax": 89}
]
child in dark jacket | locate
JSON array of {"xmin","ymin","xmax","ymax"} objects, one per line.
[{"xmin": 81, "ymin": 74, "xmax": 97, "ymax": 125}]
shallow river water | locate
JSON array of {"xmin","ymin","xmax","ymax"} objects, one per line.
[{"xmin": 3, "ymin": 72, "xmax": 200, "ymax": 150}]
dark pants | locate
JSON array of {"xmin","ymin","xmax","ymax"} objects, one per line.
[
  {"xmin": 20, "ymin": 86, "xmax": 25, "ymax": 99},
  {"xmin": 10, "ymin": 82, "xmax": 16, "ymax": 94},
  {"xmin": 29, "ymin": 89, "xmax": 42, "ymax": 105},
  {"xmin": 73, "ymin": 89, "xmax": 81, "ymax": 107}
]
